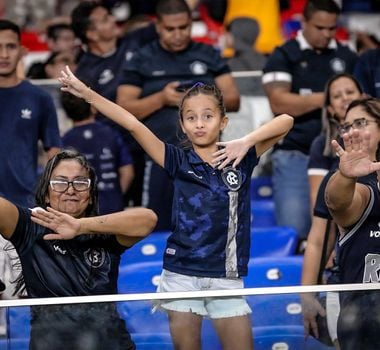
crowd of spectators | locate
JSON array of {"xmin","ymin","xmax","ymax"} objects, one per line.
[{"xmin": 0, "ymin": 0, "xmax": 380, "ymax": 348}]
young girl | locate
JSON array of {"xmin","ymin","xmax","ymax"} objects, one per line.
[{"xmin": 58, "ymin": 66, "xmax": 293, "ymax": 350}]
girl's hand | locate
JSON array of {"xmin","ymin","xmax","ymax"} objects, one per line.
[
  {"xmin": 333, "ymin": 129, "xmax": 380, "ymax": 178},
  {"xmin": 30, "ymin": 207, "xmax": 81, "ymax": 240},
  {"xmin": 212, "ymin": 137, "xmax": 250, "ymax": 169},
  {"xmin": 58, "ymin": 65, "xmax": 91, "ymax": 100}
]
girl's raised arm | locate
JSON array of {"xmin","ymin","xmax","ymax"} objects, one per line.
[
  {"xmin": 59, "ymin": 66, "xmax": 165, "ymax": 167},
  {"xmin": 213, "ymin": 114, "xmax": 294, "ymax": 169}
]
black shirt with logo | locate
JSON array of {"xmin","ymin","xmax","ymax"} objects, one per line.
[{"xmin": 10, "ymin": 206, "xmax": 134, "ymax": 350}]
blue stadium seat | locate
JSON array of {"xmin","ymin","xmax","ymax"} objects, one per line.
[
  {"xmin": 118, "ymin": 260, "xmax": 163, "ymax": 293},
  {"xmin": 251, "ymin": 200, "xmax": 276, "ymax": 227},
  {"xmin": 248, "ymin": 294, "xmax": 303, "ymax": 327},
  {"xmin": 118, "ymin": 301, "xmax": 170, "ymax": 334},
  {"xmin": 245, "ymin": 256, "xmax": 303, "ymax": 287},
  {"xmin": 8, "ymin": 306, "xmax": 31, "ymax": 340},
  {"xmin": 131, "ymin": 333, "xmax": 173, "ymax": 350},
  {"xmin": 253, "ymin": 326, "xmax": 334, "ymax": 350},
  {"xmin": 120, "ymin": 231, "xmax": 170, "ymax": 266},
  {"xmin": 250, "ymin": 226, "xmax": 299, "ymax": 257},
  {"xmin": 250, "ymin": 176, "xmax": 273, "ymax": 201},
  {"xmin": 0, "ymin": 338, "xmax": 29, "ymax": 350}
]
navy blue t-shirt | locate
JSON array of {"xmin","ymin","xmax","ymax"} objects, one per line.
[
  {"xmin": 0, "ymin": 80, "xmax": 61, "ymax": 207},
  {"xmin": 10, "ymin": 206, "xmax": 135, "ymax": 349},
  {"xmin": 353, "ymin": 48, "xmax": 380, "ymax": 98},
  {"xmin": 76, "ymin": 25, "xmax": 157, "ymax": 103},
  {"xmin": 62, "ymin": 122, "xmax": 133, "ymax": 214},
  {"xmin": 119, "ymin": 40, "xmax": 230, "ymax": 145},
  {"xmin": 337, "ymin": 181, "xmax": 380, "ymax": 302},
  {"xmin": 162, "ymin": 143, "xmax": 259, "ymax": 278},
  {"xmin": 262, "ymin": 34, "xmax": 357, "ymax": 154},
  {"xmin": 10, "ymin": 206, "xmax": 126, "ymax": 298},
  {"xmin": 338, "ymin": 181, "xmax": 380, "ymax": 284},
  {"xmin": 308, "ymin": 134, "xmax": 339, "ymax": 178}
]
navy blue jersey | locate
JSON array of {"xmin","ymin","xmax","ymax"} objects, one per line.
[
  {"xmin": 262, "ymin": 32, "xmax": 357, "ymax": 154},
  {"xmin": 0, "ymin": 80, "xmax": 61, "ymax": 207},
  {"xmin": 353, "ymin": 48, "xmax": 380, "ymax": 98},
  {"xmin": 76, "ymin": 37, "xmax": 136, "ymax": 103},
  {"xmin": 62, "ymin": 122, "xmax": 133, "ymax": 214},
  {"xmin": 314, "ymin": 171, "xmax": 377, "ymax": 219},
  {"xmin": 76, "ymin": 26, "xmax": 157, "ymax": 103},
  {"xmin": 10, "ymin": 206, "xmax": 126, "ymax": 297},
  {"xmin": 119, "ymin": 40, "xmax": 230, "ymax": 145},
  {"xmin": 10, "ymin": 206, "xmax": 135, "ymax": 349},
  {"xmin": 308, "ymin": 134, "xmax": 339, "ymax": 178},
  {"xmin": 314, "ymin": 171, "xmax": 335, "ymax": 220},
  {"xmin": 162, "ymin": 143, "xmax": 259, "ymax": 278},
  {"xmin": 338, "ymin": 182, "xmax": 380, "ymax": 287},
  {"xmin": 336, "ymin": 181, "xmax": 380, "ymax": 350}
]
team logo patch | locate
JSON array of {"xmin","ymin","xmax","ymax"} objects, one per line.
[
  {"xmin": 83, "ymin": 129, "xmax": 93, "ymax": 139},
  {"xmin": 221, "ymin": 167, "xmax": 242, "ymax": 191},
  {"xmin": 330, "ymin": 58, "xmax": 345, "ymax": 73},
  {"xmin": 84, "ymin": 248, "xmax": 106, "ymax": 268},
  {"xmin": 190, "ymin": 61, "xmax": 207, "ymax": 75}
]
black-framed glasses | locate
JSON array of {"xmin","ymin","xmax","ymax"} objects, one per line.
[
  {"xmin": 49, "ymin": 179, "xmax": 91, "ymax": 193},
  {"xmin": 338, "ymin": 118, "xmax": 378, "ymax": 136}
]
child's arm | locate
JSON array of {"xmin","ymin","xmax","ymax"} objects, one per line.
[
  {"xmin": 59, "ymin": 66, "xmax": 165, "ymax": 167},
  {"xmin": 213, "ymin": 114, "xmax": 293, "ymax": 169}
]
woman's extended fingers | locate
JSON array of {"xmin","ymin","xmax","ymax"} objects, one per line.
[
  {"xmin": 331, "ymin": 139, "xmax": 344, "ymax": 157},
  {"xmin": 341, "ymin": 132, "xmax": 352, "ymax": 153},
  {"xmin": 351, "ymin": 129, "xmax": 361, "ymax": 152}
]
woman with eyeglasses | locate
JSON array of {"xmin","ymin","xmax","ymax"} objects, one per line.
[
  {"xmin": 0, "ymin": 149, "xmax": 157, "ymax": 350},
  {"xmin": 302, "ymin": 73, "xmax": 364, "ymax": 349},
  {"xmin": 325, "ymin": 97, "xmax": 380, "ymax": 349},
  {"xmin": 308, "ymin": 73, "xmax": 365, "ymax": 208},
  {"xmin": 302, "ymin": 97, "xmax": 380, "ymax": 349}
]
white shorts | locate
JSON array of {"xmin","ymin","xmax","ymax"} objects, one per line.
[
  {"xmin": 326, "ymin": 291, "xmax": 340, "ymax": 342},
  {"xmin": 155, "ymin": 269, "xmax": 252, "ymax": 319}
]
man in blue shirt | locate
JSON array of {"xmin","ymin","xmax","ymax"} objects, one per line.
[
  {"xmin": 0, "ymin": 19, "xmax": 61, "ymax": 335},
  {"xmin": 262, "ymin": 0, "xmax": 357, "ymax": 240},
  {"xmin": 354, "ymin": 48, "xmax": 380, "ymax": 98},
  {"xmin": 71, "ymin": 1, "xmax": 158, "ymax": 207},
  {"xmin": 61, "ymin": 92, "xmax": 134, "ymax": 215},
  {"xmin": 116, "ymin": 0, "xmax": 240, "ymax": 230}
]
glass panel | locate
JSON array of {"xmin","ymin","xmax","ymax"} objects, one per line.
[{"xmin": 1, "ymin": 285, "xmax": 379, "ymax": 350}]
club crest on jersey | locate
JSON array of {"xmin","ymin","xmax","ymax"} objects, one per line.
[
  {"xmin": 330, "ymin": 58, "xmax": 345, "ymax": 73},
  {"xmin": 84, "ymin": 248, "xmax": 106, "ymax": 268},
  {"xmin": 221, "ymin": 167, "xmax": 242, "ymax": 191}
]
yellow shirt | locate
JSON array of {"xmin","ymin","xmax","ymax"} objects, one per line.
[{"xmin": 224, "ymin": 0, "xmax": 284, "ymax": 54}]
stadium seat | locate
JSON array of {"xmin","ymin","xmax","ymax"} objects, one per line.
[
  {"xmin": 131, "ymin": 333, "xmax": 173, "ymax": 350},
  {"xmin": 253, "ymin": 325, "xmax": 334, "ymax": 350},
  {"xmin": 248, "ymin": 294, "xmax": 303, "ymax": 327},
  {"xmin": 250, "ymin": 176, "xmax": 273, "ymax": 201},
  {"xmin": 250, "ymin": 226, "xmax": 299, "ymax": 257},
  {"xmin": 0, "ymin": 337, "xmax": 29, "ymax": 350},
  {"xmin": 118, "ymin": 260, "xmax": 163, "ymax": 293},
  {"xmin": 118, "ymin": 300, "xmax": 170, "ymax": 334},
  {"xmin": 120, "ymin": 231, "xmax": 170, "ymax": 266},
  {"xmin": 251, "ymin": 200, "xmax": 276, "ymax": 227},
  {"xmin": 245, "ymin": 256, "xmax": 303, "ymax": 287},
  {"xmin": 8, "ymin": 306, "xmax": 31, "ymax": 340}
]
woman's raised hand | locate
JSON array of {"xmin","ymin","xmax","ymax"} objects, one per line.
[{"xmin": 333, "ymin": 129, "xmax": 380, "ymax": 178}]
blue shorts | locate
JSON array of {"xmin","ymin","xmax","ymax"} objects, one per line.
[{"xmin": 155, "ymin": 269, "xmax": 252, "ymax": 319}]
